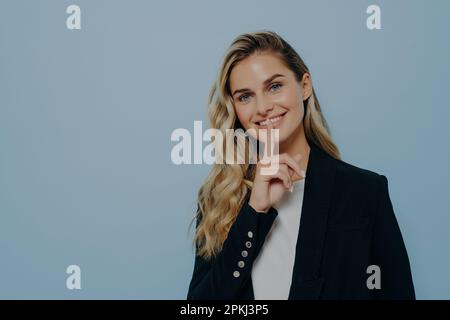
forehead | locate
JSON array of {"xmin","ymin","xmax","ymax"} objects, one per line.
[{"xmin": 229, "ymin": 52, "xmax": 291, "ymax": 90}]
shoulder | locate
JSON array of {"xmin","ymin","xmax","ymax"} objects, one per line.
[
  {"xmin": 331, "ymin": 156, "xmax": 387, "ymax": 196},
  {"xmin": 324, "ymin": 155, "xmax": 392, "ymax": 224},
  {"xmin": 334, "ymin": 157, "xmax": 383, "ymax": 180}
]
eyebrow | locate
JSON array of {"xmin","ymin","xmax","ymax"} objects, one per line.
[{"xmin": 231, "ymin": 73, "xmax": 286, "ymax": 97}]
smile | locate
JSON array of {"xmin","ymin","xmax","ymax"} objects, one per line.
[{"xmin": 255, "ymin": 112, "xmax": 287, "ymax": 127}]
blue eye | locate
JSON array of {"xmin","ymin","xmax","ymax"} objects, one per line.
[
  {"xmin": 270, "ymin": 83, "xmax": 282, "ymax": 92},
  {"xmin": 238, "ymin": 94, "xmax": 251, "ymax": 103}
]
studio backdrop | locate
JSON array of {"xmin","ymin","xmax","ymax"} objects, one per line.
[{"xmin": 0, "ymin": 0, "xmax": 449, "ymax": 299}]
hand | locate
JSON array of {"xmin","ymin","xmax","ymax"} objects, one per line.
[{"xmin": 248, "ymin": 152, "xmax": 305, "ymax": 213}]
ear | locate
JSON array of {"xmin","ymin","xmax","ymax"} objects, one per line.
[{"xmin": 301, "ymin": 73, "xmax": 313, "ymax": 101}]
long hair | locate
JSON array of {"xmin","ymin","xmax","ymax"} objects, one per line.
[{"xmin": 191, "ymin": 31, "xmax": 340, "ymax": 260}]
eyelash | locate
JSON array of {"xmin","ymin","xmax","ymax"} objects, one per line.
[
  {"xmin": 270, "ymin": 83, "xmax": 283, "ymax": 92},
  {"xmin": 237, "ymin": 83, "xmax": 283, "ymax": 103},
  {"xmin": 238, "ymin": 94, "xmax": 251, "ymax": 103}
]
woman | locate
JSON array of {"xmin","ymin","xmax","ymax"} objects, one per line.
[{"xmin": 187, "ymin": 31, "xmax": 415, "ymax": 300}]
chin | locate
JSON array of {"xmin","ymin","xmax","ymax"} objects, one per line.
[{"xmin": 251, "ymin": 128, "xmax": 289, "ymax": 146}]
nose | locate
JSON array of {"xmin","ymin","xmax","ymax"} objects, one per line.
[{"xmin": 255, "ymin": 94, "xmax": 274, "ymax": 115}]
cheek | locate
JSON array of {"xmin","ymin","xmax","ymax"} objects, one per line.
[
  {"xmin": 234, "ymin": 107, "xmax": 253, "ymax": 127},
  {"xmin": 275, "ymin": 89, "xmax": 303, "ymax": 116}
]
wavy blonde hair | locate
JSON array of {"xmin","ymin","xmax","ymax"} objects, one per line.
[{"xmin": 190, "ymin": 31, "xmax": 340, "ymax": 261}]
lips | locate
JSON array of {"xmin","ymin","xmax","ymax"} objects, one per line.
[{"xmin": 255, "ymin": 112, "xmax": 287, "ymax": 127}]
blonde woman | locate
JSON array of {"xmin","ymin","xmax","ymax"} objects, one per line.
[{"xmin": 187, "ymin": 31, "xmax": 415, "ymax": 300}]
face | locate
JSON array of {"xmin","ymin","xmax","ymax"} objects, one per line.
[{"xmin": 229, "ymin": 52, "xmax": 312, "ymax": 145}]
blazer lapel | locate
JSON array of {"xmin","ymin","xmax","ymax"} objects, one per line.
[{"xmin": 287, "ymin": 141, "xmax": 337, "ymax": 299}]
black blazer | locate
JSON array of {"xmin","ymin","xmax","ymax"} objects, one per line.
[{"xmin": 187, "ymin": 141, "xmax": 415, "ymax": 300}]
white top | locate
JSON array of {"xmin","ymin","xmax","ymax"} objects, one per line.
[{"xmin": 251, "ymin": 178, "xmax": 305, "ymax": 300}]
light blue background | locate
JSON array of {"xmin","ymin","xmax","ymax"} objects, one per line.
[{"xmin": 1, "ymin": 0, "xmax": 449, "ymax": 299}]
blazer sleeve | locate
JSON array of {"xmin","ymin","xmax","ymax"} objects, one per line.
[
  {"xmin": 370, "ymin": 175, "xmax": 415, "ymax": 299},
  {"xmin": 187, "ymin": 201, "xmax": 278, "ymax": 300}
]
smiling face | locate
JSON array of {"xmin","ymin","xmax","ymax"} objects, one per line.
[{"xmin": 229, "ymin": 51, "xmax": 312, "ymax": 146}]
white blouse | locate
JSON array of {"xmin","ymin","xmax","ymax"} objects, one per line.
[{"xmin": 251, "ymin": 178, "xmax": 305, "ymax": 300}]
